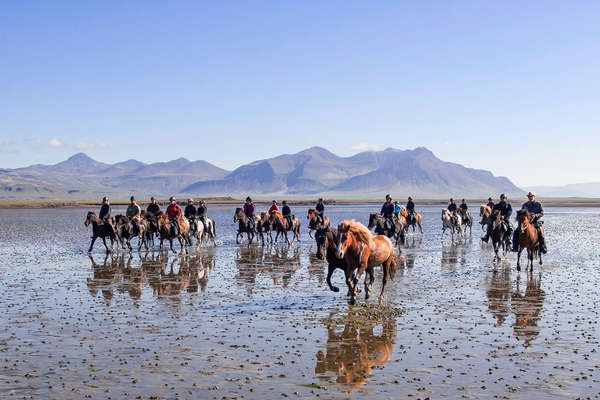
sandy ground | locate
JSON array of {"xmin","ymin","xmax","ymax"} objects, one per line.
[{"xmin": 0, "ymin": 205, "xmax": 599, "ymax": 399}]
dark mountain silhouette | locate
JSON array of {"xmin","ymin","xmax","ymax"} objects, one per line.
[{"xmin": 0, "ymin": 147, "xmax": 524, "ymax": 200}]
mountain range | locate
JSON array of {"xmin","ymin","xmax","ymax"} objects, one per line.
[
  {"xmin": 0, "ymin": 147, "xmax": 524, "ymax": 200},
  {"xmin": 526, "ymin": 182, "xmax": 600, "ymax": 198}
]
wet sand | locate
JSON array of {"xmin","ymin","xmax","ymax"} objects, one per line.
[{"xmin": 0, "ymin": 205, "xmax": 599, "ymax": 399}]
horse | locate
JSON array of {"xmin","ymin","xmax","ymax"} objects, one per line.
[
  {"xmin": 258, "ymin": 211, "xmax": 273, "ymax": 244},
  {"xmin": 336, "ymin": 220, "xmax": 398, "ymax": 304},
  {"xmin": 141, "ymin": 211, "xmax": 158, "ymax": 248},
  {"xmin": 234, "ymin": 208, "xmax": 257, "ymax": 244},
  {"xmin": 114, "ymin": 215, "xmax": 134, "ymax": 251},
  {"xmin": 269, "ymin": 211, "xmax": 301, "ymax": 245},
  {"xmin": 315, "ymin": 226, "xmax": 350, "ymax": 295},
  {"xmin": 84, "ymin": 212, "xmax": 115, "ymax": 254},
  {"xmin": 441, "ymin": 209, "xmax": 463, "ymax": 240},
  {"xmin": 199, "ymin": 217, "xmax": 217, "ymax": 246},
  {"xmin": 457, "ymin": 208, "xmax": 473, "ymax": 235},
  {"xmin": 515, "ymin": 210, "xmax": 543, "ymax": 272},
  {"xmin": 490, "ymin": 210, "xmax": 510, "ymax": 262},
  {"xmin": 480, "ymin": 205, "xmax": 492, "ymax": 231},
  {"xmin": 134, "ymin": 216, "xmax": 150, "ymax": 251},
  {"xmin": 156, "ymin": 213, "xmax": 190, "ymax": 254},
  {"xmin": 307, "ymin": 209, "xmax": 330, "ymax": 238},
  {"xmin": 367, "ymin": 213, "xmax": 405, "ymax": 246},
  {"xmin": 187, "ymin": 216, "xmax": 205, "ymax": 246},
  {"xmin": 400, "ymin": 207, "xmax": 423, "ymax": 234}
]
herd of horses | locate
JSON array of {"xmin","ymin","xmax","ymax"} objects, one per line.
[{"xmin": 85, "ymin": 203, "xmax": 545, "ymax": 304}]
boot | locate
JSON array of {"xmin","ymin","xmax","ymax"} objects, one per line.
[
  {"xmin": 538, "ymin": 229, "xmax": 547, "ymax": 254},
  {"xmin": 511, "ymin": 230, "xmax": 519, "ymax": 252}
]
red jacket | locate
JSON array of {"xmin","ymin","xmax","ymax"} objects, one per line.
[
  {"xmin": 269, "ymin": 204, "xmax": 279, "ymax": 213},
  {"xmin": 166, "ymin": 203, "xmax": 182, "ymax": 220}
]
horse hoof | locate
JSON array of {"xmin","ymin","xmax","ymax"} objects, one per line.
[
  {"xmin": 332, "ymin": 287, "xmax": 340, "ymax": 293},
  {"xmin": 349, "ymin": 297, "xmax": 356, "ymax": 305},
  {"xmin": 516, "ymin": 265, "xmax": 521, "ymax": 272}
]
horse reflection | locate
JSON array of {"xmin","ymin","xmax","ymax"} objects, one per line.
[
  {"xmin": 512, "ymin": 273, "xmax": 545, "ymax": 347},
  {"xmin": 441, "ymin": 242, "xmax": 468, "ymax": 271},
  {"xmin": 234, "ymin": 244, "xmax": 301, "ymax": 295},
  {"xmin": 315, "ymin": 311, "xmax": 396, "ymax": 390},
  {"xmin": 485, "ymin": 270, "xmax": 545, "ymax": 347},
  {"xmin": 87, "ymin": 254, "xmax": 125, "ymax": 304}
]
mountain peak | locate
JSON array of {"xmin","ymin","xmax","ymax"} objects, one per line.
[{"xmin": 66, "ymin": 152, "xmax": 96, "ymax": 162}]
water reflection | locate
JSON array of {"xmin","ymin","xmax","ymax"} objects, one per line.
[
  {"xmin": 315, "ymin": 308, "xmax": 397, "ymax": 390},
  {"xmin": 234, "ymin": 244, "xmax": 302, "ymax": 295},
  {"xmin": 441, "ymin": 240, "xmax": 469, "ymax": 271},
  {"xmin": 485, "ymin": 270, "xmax": 545, "ymax": 347},
  {"xmin": 87, "ymin": 250, "xmax": 214, "ymax": 303}
]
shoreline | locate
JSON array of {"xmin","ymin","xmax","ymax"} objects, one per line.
[{"xmin": 1, "ymin": 197, "xmax": 600, "ymax": 209}]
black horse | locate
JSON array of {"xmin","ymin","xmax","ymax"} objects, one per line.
[
  {"xmin": 114, "ymin": 215, "xmax": 134, "ymax": 251},
  {"xmin": 84, "ymin": 211, "xmax": 115, "ymax": 254},
  {"xmin": 315, "ymin": 226, "xmax": 353, "ymax": 295},
  {"xmin": 367, "ymin": 213, "xmax": 405, "ymax": 246},
  {"xmin": 234, "ymin": 208, "xmax": 256, "ymax": 244}
]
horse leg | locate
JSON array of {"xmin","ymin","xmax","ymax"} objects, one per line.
[
  {"xmin": 284, "ymin": 231, "xmax": 291, "ymax": 246},
  {"xmin": 365, "ymin": 267, "xmax": 375, "ymax": 300},
  {"xmin": 516, "ymin": 248, "xmax": 522, "ymax": 272},
  {"xmin": 539, "ymin": 248, "xmax": 543, "ymax": 265},
  {"xmin": 326, "ymin": 264, "xmax": 340, "ymax": 293},
  {"xmin": 236, "ymin": 232, "xmax": 241, "ymax": 244},
  {"xmin": 179, "ymin": 236, "xmax": 187, "ymax": 254},
  {"xmin": 379, "ymin": 260, "xmax": 391, "ymax": 303},
  {"xmin": 528, "ymin": 248, "xmax": 534, "ymax": 272},
  {"xmin": 419, "ymin": 221, "xmax": 423, "ymax": 234},
  {"xmin": 88, "ymin": 236, "xmax": 97, "ymax": 253},
  {"xmin": 170, "ymin": 239, "xmax": 176, "ymax": 254},
  {"xmin": 345, "ymin": 268, "xmax": 357, "ymax": 304}
]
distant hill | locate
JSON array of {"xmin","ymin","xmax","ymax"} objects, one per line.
[
  {"xmin": 526, "ymin": 182, "xmax": 600, "ymax": 198},
  {"xmin": 0, "ymin": 147, "xmax": 525, "ymax": 200}
]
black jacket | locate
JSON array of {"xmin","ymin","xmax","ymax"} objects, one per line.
[
  {"xmin": 487, "ymin": 201, "xmax": 495, "ymax": 209},
  {"xmin": 197, "ymin": 205, "xmax": 207, "ymax": 217},
  {"xmin": 522, "ymin": 201, "xmax": 543, "ymax": 218},
  {"xmin": 184, "ymin": 205, "xmax": 197, "ymax": 219},
  {"xmin": 380, "ymin": 202, "xmax": 395, "ymax": 218},
  {"xmin": 147, "ymin": 203, "xmax": 160, "ymax": 215},
  {"xmin": 99, "ymin": 204, "xmax": 111, "ymax": 219},
  {"xmin": 460, "ymin": 203, "xmax": 468, "ymax": 211},
  {"xmin": 448, "ymin": 203, "xmax": 457, "ymax": 212},
  {"xmin": 282, "ymin": 205, "xmax": 291, "ymax": 216},
  {"xmin": 492, "ymin": 201, "xmax": 512, "ymax": 219},
  {"xmin": 406, "ymin": 200, "xmax": 415, "ymax": 213}
]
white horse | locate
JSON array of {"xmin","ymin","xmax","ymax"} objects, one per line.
[{"xmin": 442, "ymin": 209, "xmax": 463, "ymax": 240}]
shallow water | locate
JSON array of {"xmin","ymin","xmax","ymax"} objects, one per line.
[{"xmin": 0, "ymin": 205, "xmax": 599, "ymax": 399}]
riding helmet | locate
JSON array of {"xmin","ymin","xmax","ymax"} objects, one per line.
[
  {"xmin": 130, "ymin": 196, "xmax": 135, "ymax": 201},
  {"xmin": 246, "ymin": 196, "xmax": 252, "ymax": 202},
  {"xmin": 169, "ymin": 196, "xmax": 175, "ymax": 202}
]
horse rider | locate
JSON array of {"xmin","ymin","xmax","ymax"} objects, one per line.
[
  {"xmin": 460, "ymin": 199, "xmax": 468, "ymax": 212},
  {"xmin": 481, "ymin": 193, "xmax": 512, "ymax": 244},
  {"xmin": 380, "ymin": 194, "xmax": 396, "ymax": 234},
  {"xmin": 99, "ymin": 196, "xmax": 116, "ymax": 237},
  {"xmin": 147, "ymin": 196, "xmax": 160, "ymax": 215},
  {"xmin": 315, "ymin": 198, "xmax": 325, "ymax": 225},
  {"xmin": 244, "ymin": 197, "xmax": 256, "ymax": 231},
  {"xmin": 184, "ymin": 198, "xmax": 197, "ymax": 233},
  {"xmin": 166, "ymin": 197, "xmax": 183, "ymax": 237},
  {"xmin": 269, "ymin": 200, "xmax": 279, "ymax": 214},
  {"xmin": 406, "ymin": 196, "xmax": 416, "ymax": 224},
  {"xmin": 281, "ymin": 200, "xmax": 293, "ymax": 228},
  {"xmin": 197, "ymin": 200, "xmax": 208, "ymax": 231},
  {"xmin": 126, "ymin": 196, "xmax": 142, "ymax": 234},
  {"xmin": 486, "ymin": 197, "xmax": 495, "ymax": 209},
  {"xmin": 447, "ymin": 198, "xmax": 459, "ymax": 225},
  {"xmin": 512, "ymin": 192, "xmax": 547, "ymax": 254},
  {"xmin": 393, "ymin": 201, "xmax": 401, "ymax": 218}
]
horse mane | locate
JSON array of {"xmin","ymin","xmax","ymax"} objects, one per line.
[{"xmin": 339, "ymin": 219, "xmax": 373, "ymax": 247}]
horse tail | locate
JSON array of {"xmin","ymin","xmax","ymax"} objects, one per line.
[{"xmin": 388, "ymin": 252, "xmax": 398, "ymax": 281}]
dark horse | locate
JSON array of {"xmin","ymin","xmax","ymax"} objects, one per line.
[
  {"xmin": 490, "ymin": 210, "xmax": 510, "ymax": 262},
  {"xmin": 516, "ymin": 210, "xmax": 543, "ymax": 272},
  {"xmin": 315, "ymin": 226, "xmax": 350, "ymax": 295},
  {"xmin": 234, "ymin": 208, "xmax": 256, "ymax": 244},
  {"xmin": 458, "ymin": 208, "xmax": 473, "ymax": 235},
  {"xmin": 114, "ymin": 215, "xmax": 134, "ymax": 251},
  {"xmin": 367, "ymin": 213, "xmax": 405, "ymax": 246},
  {"xmin": 141, "ymin": 211, "xmax": 158, "ymax": 248},
  {"xmin": 84, "ymin": 212, "xmax": 115, "ymax": 254},
  {"xmin": 307, "ymin": 209, "xmax": 330, "ymax": 238}
]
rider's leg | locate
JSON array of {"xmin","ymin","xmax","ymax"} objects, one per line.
[
  {"xmin": 536, "ymin": 224, "xmax": 547, "ymax": 253},
  {"xmin": 511, "ymin": 228, "xmax": 520, "ymax": 252},
  {"xmin": 506, "ymin": 221, "xmax": 513, "ymax": 246}
]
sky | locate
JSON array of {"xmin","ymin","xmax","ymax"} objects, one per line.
[{"xmin": 1, "ymin": 1, "xmax": 598, "ymax": 187}]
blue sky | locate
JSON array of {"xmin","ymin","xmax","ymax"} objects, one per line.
[{"xmin": 1, "ymin": 1, "xmax": 598, "ymax": 186}]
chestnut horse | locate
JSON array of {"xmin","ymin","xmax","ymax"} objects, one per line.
[
  {"xmin": 400, "ymin": 207, "xmax": 423, "ymax": 234},
  {"xmin": 269, "ymin": 211, "xmax": 301, "ymax": 245},
  {"xmin": 307, "ymin": 209, "xmax": 330, "ymax": 238},
  {"xmin": 490, "ymin": 210, "xmax": 510, "ymax": 262},
  {"xmin": 258, "ymin": 211, "xmax": 273, "ymax": 244},
  {"xmin": 516, "ymin": 210, "xmax": 543, "ymax": 272},
  {"xmin": 156, "ymin": 213, "xmax": 190, "ymax": 253},
  {"xmin": 480, "ymin": 205, "xmax": 492, "ymax": 231},
  {"xmin": 84, "ymin": 212, "xmax": 115, "ymax": 254},
  {"xmin": 336, "ymin": 220, "xmax": 398, "ymax": 304}
]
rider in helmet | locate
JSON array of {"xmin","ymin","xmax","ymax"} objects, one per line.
[
  {"xmin": 281, "ymin": 200, "xmax": 293, "ymax": 228},
  {"xmin": 99, "ymin": 196, "xmax": 116, "ymax": 238},
  {"xmin": 244, "ymin": 197, "xmax": 256, "ymax": 231},
  {"xmin": 197, "ymin": 200, "xmax": 208, "ymax": 231},
  {"xmin": 447, "ymin": 198, "xmax": 458, "ymax": 226},
  {"xmin": 184, "ymin": 198, "xmax": 198, "ymax": 233},
  {"xmin": 166, "ymin": 197, "xmax": 183, "ymax": 237},
  {"xmin": 269, "ymin": 200, "xmax": 279, "ymax": 214},
  {"xmin": 406, "ymin": 196, "xmax": 416, "ymax": 224},
  {"xmin": 126, "ymin": 196, "xmax": 142, "ymax": 235},
  {"xmin": 512, "ymin": 192, "xmax": 547, "ymax": 254},
  {"xmin": 481, "ymin": 193, "xmax": 513, "ymax": 244},
  {"xmin": 146, "ymin": 196, "xmax": 160, "ymax": 215},
  {"xmin": 486, "ymin": 197, "xmax": 495, "ymax": 209},
  {"xmin": 315, "ymin": 198, "xmax": 325, "ymax": 225},
  {"xmin": 380, "ymin": 194, "xmax": 396, "ymax": 234}
]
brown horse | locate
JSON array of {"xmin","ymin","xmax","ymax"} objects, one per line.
[
  {"xmin": 336, "ymin": 220, "xmax": 398, "ymax": 304},
  {"xmin": 516, "ymin": 210, "xmax": 543, "ymax": 272},
  {"xmin": 114, "ymin": 215, "xmax": 134, "ymax": 251},
  {"xmin": 258, "ymin": 211, "xmax": 273, "ymax": 244},
  {"xmin": 480, "ymin": 205, "xmax": 492, "ymax": 231},
  {"xmin": 367, "ymin": 213, "xmax": 405, "ymax": 246},
  {"xmin": 307, "ymin": 209, "xmax": 330, "ymax": 238},
  {"xmin": 234, "ymin": 208, "xmax": 257, "ymax": 244},
  {"xmin": 156, "ymin": 213, "xmax": 190, "ymax": 253},
  {"xmin": 400, "ymin": 207, "xmax": 423, "ymax": 234},
  {"xmin": 269, "ymin": 211, "xmax": 301, "ymax": 245},
  {"xmin": 84, "ymin": 212, "xmax": 115, "ymax": 253}
]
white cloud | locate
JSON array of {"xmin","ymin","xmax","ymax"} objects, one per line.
[
  {"xmin": 49, "ymin": 139, "xmax": 64, "ymax": 148},
  {"xmin": 351, "ymin": 143, "xmax": 382, "ymax": 152},
  {"xmin": 75, "ymin": 142, "xmax": 108, "ymax": 150}
]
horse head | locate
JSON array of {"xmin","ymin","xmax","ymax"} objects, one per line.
[
  {"xmin": 516, "ymin": 210, "xmax": 531, "ymax": 230},
  {"xmin": 307, "ymin": 208, "xmax": 315, "ymax": 220},
  {"xmin": 367, "ymin": 213, "xmax": 379, "ymax": 229},
  {"xmin": 85, "ymin": 211, "xmax": 97, "ymax": 227},
  {"xmin": 233, "ymin": 208, "xmax": 243, "ymax": 222},
  {"xmin": 401, "ymin": 207, "xmax": 408, "ymax": 218}
]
